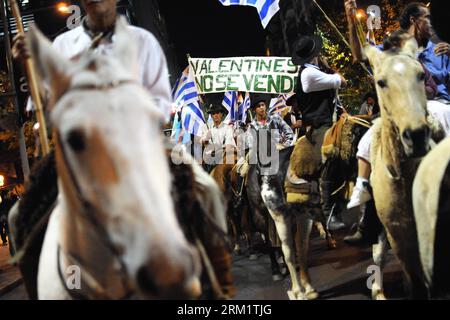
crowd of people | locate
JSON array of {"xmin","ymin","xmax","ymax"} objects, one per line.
[{"xmin": 4, "ymin": 0, "xmax": 450, "ymax": 299}]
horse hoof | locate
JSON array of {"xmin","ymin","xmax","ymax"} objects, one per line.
[
  {"xmin": 249, "ymin": 254, "xmax": 259, "ymax": 261},
  {"xmin": 372, "ymin": 289, "xmax": 387, "ymax": 300},
  {"xmin": 305, "ymin": 289, "xmax": 319, "ymax": 300},
  {"xmin": 327, "ymin": 238, "xmax": 337, "ymax": 250},
  {"xmin": 272, "ymin": 274, "xmax": 284, "ymax": 282},
  {"xmin": 287, "ymin": 290, "xmax": 307, "ymax": 300},
  {"xmin": 373, "ymin": 293, "xmax": 387, "ymax": 300}
]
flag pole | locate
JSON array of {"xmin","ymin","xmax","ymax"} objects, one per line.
[
  {"xmin": 312, "ymin": 0, "xmax": 372, "ymax": 77},
  {"xmin": 8, "ymin": 0, "xmax": 50, "ymax": 155}
]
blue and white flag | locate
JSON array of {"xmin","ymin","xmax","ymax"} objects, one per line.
[
  {"xmin": 222, "ymin": 91, "xmax": 238, "ymax": 123},
  {"xmin": 171, "ymin": 68, "xmax": 206, "ymax": 139},
  {"xmin": 218, "ymin": 0, "xmax": 280, "ymax": 29},
  {"xmin": 269, "ymin": 92, "xmax": 295, "ymax": 115},
  {"xmin": 237, "ymin": 92, "xmax": 251, "ymax": 123}
]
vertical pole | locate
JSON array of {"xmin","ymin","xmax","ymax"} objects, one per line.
[
  {"xmin": 1, "ymin": 0, "xmax": 30, "ymax": 180},
  {"xmin": 278, "ymin": 5, "xmax": 290, "ymax": 55},
  {"xmin": 8, "ymin": 0, "xmax": 50, "ymax": 155}
]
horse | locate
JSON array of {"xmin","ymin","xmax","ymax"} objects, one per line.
[
  {"xmin": 364, "ymin": 37, "xmax": 431, "ymax": 299},
  {"xmin": 14, "ymin": 20, "xmax": 202, "ymax": 299},
  {"xmin": 413, "ymin": 137, "xmax": 450, "ymax": 299}
]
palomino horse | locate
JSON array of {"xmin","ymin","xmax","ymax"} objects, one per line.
[
  {"xmin": 413, "ymin": 137, "xmax": 450, "ymax": 298},
  {"xmin": 26, "ymin": 20, "xmax": 201, "ymax": 299},
  {"xmin": 365, "ymin": 37, "xmax": 430, "ymax": 299}
]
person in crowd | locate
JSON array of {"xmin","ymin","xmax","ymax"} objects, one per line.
[
  {"xmin": 292, "ymin": 35, "xmax": 348, "ymax": 231},
  {"xmin": 201, "ymin": 104, "xmax": 236, "ymax": 172},
  {"xmin": 344, "ymin": 0, "xmax": 450, "ymax": 245}
]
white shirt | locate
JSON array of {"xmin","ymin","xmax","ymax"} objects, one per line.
[
  {"xmin": 301, "ymin": 64, "xmax": 342, "ymax": 93},
  {"xmin": 29, "ymin": 24, "xmax": 172, "ymax": 122},
  {"xmin": 202, "ymin": 123, "xmax": 236, "ymax": 149}
]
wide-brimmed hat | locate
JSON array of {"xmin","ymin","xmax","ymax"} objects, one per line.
[
  {"xmin": 291, "ymin": 35, "xmax": 323, "ymax": 66},
  {"xmin": 207, "ymin": 104, "xmax": 227, "ymax": 114},
  {"xmin": 250, "ymin": 93, "xmax": 270, "ymax": 109}
]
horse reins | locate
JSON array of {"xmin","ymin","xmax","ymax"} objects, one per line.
[{"xmin": 54, "ymin": 80, "xmax": 139, "ymax": 300}]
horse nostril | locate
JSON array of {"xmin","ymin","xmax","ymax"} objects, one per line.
[{"xmin": 136, "ymin": 266, "xmax": 159, "ymax": 296}]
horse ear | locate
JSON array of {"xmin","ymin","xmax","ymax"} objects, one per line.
[
  {"xmin": 28, "ymin": 26, "xmax": 71, "ymax": 104},
  {"xmin": 364, "ymin": 45, "xmax": 384, "ymax": 72},
  {"xmin": 401, "ymin": 37, "xmax": 419, "ymax": 58},
  {"xmin": 113, "ymin": 17, "xmax": 138, "ymax": 76}
]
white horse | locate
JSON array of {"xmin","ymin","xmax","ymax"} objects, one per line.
[
  {"xmin": 27, "ymin": 20, "xmax": 201, "ymax": 299},
  {"xmin": 365, "ymin": 37, "xmax": 430, "ymax": 299},
  {"xmin": 413, "ymin": 137, "xmax": 450, "ymax": 298}
]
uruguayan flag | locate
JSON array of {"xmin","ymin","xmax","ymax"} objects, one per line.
[
  {"xmin": 237, "ymin": 92, "xmax": 251, "ymax": 123},
  {"xmin": 222, "ymin": 91, "xmax": 238, "ymax": 123},
  {"xmin": 171, "ymin": 68, "xmax": 206, "ymax": 138},
  {"xmin": 269, "ymin": 92, "xmax": 295, "ymax": 115},
  {"xmin": 218, "ymin": 0, "xmax": 280, "ymax": 29}
]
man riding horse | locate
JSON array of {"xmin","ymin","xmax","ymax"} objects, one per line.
[
  {"xmin": 201, "ymin": 104, "xmax": 236, "ymax": 173},
  {"xmin": 291, "ymin": 35, "xmax": 348, "ymax": 231},
  {"xmin": 12, "ymin": 0, "xmax": 233, "ymax": 300}
]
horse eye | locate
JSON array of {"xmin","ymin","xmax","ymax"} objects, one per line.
[
  {"xmin": 67, "ymin": 129, "xmax": 86, "ymax": 153},
  {"xmin": 418, "ymin": 72, "xmax": 426, "ymax": 81},
  {"xmin": 377, "ymin": 80, "xmax": 387, "ymax": 88}
]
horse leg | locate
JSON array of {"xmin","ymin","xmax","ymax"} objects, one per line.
[
  {"xmin": 371, "ymin": 229, "xmax": 388, "ymax": 300},
  {"xmin": 268, "ymin": 241, "xmax": 283, "ymax": 281},
  {"xmin": 267, "ymin": 210, "xmax": 304, "ymax": 299},
  {"xmin": 313, "ymin": 206, "xmax": 337, "ymax": 250},
  {"xmin": 296, "ymin": 210, "xmax": 318, "ymax": 300}
]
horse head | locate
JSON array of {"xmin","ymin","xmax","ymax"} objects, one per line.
[
  {"xmin": 365, "ymin": 36, "xmax": 430, "ymax": 158},
  {"xmin": 29, "ymin": 18, "xmax": 201, "ymax": 299}
]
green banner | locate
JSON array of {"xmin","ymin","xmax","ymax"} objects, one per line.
[{"xmin": 189, "ymin": 57, "xmax": 299, "ymax": 94}]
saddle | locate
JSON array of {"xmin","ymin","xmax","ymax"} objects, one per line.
[{"xmin": 284, "ymin": 136, "xmax": 322, "ymax": 205}]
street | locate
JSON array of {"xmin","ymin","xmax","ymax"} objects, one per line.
[{"xmin": 0, "ymin": 216, "xmax": 405, "ymax": 300}]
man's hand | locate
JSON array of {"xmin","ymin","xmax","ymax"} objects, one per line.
[
  {"xmin": 338, "ymin": 73, "xmax": 348, "ymax": 87},
  {"xmin": 292, "ymin": 120, "xmax": 303, "ymax": 129},
  {"xmin": 12, "ymin": 34, "xmax": 30, "ymax": 61},
  {"xmin": 434, "ymin": 42, "xmax": 450, "ymax": 57}
]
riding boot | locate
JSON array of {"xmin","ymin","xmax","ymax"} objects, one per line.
[
  {"xmin": 321, "ymin": 180, "xmax": 345, "ymax": 231},
  {"xmin": 344, "ymin": 199, "xmax": 382, "ymax": 246}
]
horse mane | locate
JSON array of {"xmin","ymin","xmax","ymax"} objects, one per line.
[{"xmin": 15, "ymin": 152, "xmax": 58, "ymax": 252}]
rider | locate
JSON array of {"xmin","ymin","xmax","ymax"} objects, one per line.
[
  {"xmin": 248, "ymin": 93, "xmax": 294, "ymax": 150},
  {"xmin": 291, "ymin": 35, "xmax": 348, "ymax": 231},
  {"xmin": 13, "ymin": 0, "xmax": 172, "ymax": 122},
  {"xmin": 12, "ymin": 0, "xmax": 233, "ymax": 299},
  {"xmin": 201, "ymin": 104, "xmax": 236, "ymax": 172},
  {"xmin": 344, "ymin": 0, "xmax": 450, "ymax": 245}
]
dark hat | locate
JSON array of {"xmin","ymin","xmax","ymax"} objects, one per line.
[
  {"xmin": 207, "ymin": 104, "xmax": 227, "ymax": 114},
  {"xmin": 291, "ymin": 35, "xmax": 323, "ymax": 66},
  {"xmin": 250, "ymin": 93, "xmax": 270, "ymax": 109}
]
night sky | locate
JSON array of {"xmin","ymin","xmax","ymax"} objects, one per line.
[
  {"xmin": 157, "ymin": 0, "xmax": 406, "ymax": 67},
  {"xmin": 158, "ymin": 0, "xmax": 267, "ymax": 65}
]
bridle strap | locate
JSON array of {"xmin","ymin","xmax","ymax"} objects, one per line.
[{"xmin": 55, "ymin": 133, "xmax": 132, "ymax": 300}]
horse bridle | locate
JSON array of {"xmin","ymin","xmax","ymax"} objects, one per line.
[{"xmin": 54, "ymin": 80, "xmax": 138, "ymax": 300}]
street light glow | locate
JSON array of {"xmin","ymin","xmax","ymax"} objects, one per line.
[
  {"xmin": 0, "ymin": 175, "xmax": 4, "ymax": 187},
  {"xmin": 57, "ymin": 2, "xmax": 70, "ymax": 14},
  {"xmin": 356, "ymin": 10, "xmax": 365, "ymax": 20}
]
